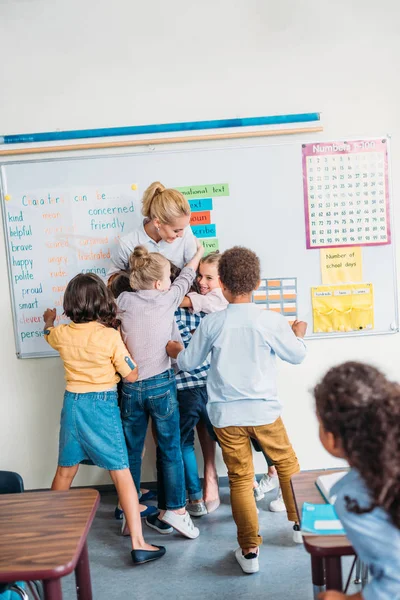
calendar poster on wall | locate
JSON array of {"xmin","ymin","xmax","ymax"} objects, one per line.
[{"xmin": 302, "ymin": 139, "xmax": 391, "ymax": 250}]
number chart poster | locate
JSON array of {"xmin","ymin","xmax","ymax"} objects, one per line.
[{"xmin": 302, "ymin": 139, "xmax": 391, "ymax": 250}]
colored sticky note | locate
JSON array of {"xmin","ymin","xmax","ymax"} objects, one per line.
[
  {"xmin": 200, "ymin": 238, "xmax": 219, "ymax": 255},
  {"xmin": 177, "ymin": 184, "xmax": 229, "ymax": 198},
  {"xmin": 189, "ymin": 198, "xmax": 213, "ymax": 212},
  {"xmin": 320, "ymin": 247, "xmax": 363, "ymax": 284},
  {"xmin": 191, "ymin": 224, "xmax": 216, "ymax": 238},
  {"xmin": 190, "ymin": 211, "xmax": 211, "ymax": 226}
]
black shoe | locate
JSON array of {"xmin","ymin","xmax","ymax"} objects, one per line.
[
  {"xmin": 145, "ymin": 512, "xmax": 173, "ymax": 534},
  {"xmin": 131, "ymin": 545, "xmax": 166, "ymax": 565},
  {"xmin": 114, "ymin": 506, "xmax": 124, "ymax": 520},
  {"xmin": 140, "ymin": 489, "xmax": 157, "ymax": 502}
]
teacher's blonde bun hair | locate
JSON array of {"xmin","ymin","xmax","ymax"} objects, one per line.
[
  {"xmin": 142, "ymin": 181, "xmax": 190, "ymax": 224},
  {"xmin": 129, "ymin": 245, "xmax": 169, "ymax": 290}
]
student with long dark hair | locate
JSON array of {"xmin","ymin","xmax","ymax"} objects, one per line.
[
  {"xmin": 43, "ymin": 273, "xmax": 165, "ymax": 565},
  {"xmin": 315, "ymin": 362, "xmax": 400, "ymax": 600}
]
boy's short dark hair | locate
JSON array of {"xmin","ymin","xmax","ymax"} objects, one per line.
[{"xmin": 218, "ymin": 246, "xmax": 260, "ymax": 296}]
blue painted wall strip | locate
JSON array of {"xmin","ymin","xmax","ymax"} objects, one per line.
[{"xmin": 0, "ymin": 113, "xmax": 320, "ymax": 144}]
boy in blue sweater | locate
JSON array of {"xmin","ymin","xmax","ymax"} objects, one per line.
[{"xmin": 167, "ymin": 246, "xmax": 307, "ymax": 574}]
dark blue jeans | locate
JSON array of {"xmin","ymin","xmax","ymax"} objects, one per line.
[
  {"xmin": 121, "ymin": 369, "xmax": 185, "ymax": 511},
  {"xmin": 178, "ymin": 385, "xmax": 214, "ymax": 501}
]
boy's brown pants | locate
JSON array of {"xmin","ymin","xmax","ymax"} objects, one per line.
[{"xmin": 214, "ymin": 417, "xmax": 300, "ymax": 549}]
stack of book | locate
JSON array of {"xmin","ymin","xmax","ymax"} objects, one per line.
[{"xmin": 301, "ymin": 471, "xmax": 347, "ymax": 536}]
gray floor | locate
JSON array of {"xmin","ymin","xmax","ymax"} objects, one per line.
[{"xmin": 62, "ymin": 487, "xmax": 360, "ymax": 600}]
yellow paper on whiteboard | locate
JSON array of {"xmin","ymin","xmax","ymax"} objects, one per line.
[
  {"xmin": 312, "ymin": 283, "xmax": 374, "ymax": 334},
  {"xmin": 320, "ymin": 247, "xmax": 362, "ymax": 284}
]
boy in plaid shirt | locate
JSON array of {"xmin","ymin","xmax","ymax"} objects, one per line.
[{"xmin": 173, "ymin": 252, "xmax": 227, "ymax": 516}]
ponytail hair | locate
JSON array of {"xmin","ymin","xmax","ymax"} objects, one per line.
[
  {"xmin": 314, "ymin": 361, "xmax": 400, "ymax": 529},
  {"xmin": 142, "ymin": 181, "xmax": 190, "ymax": 224},
  {"xmin": 129, "ymin": 245, "xmax": 169, "ymax": 290}
]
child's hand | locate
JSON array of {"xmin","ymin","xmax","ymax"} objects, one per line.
[
  {"xmin": 166, "ymin": 340, "xmax": 184, "ymax": 359},
  {"xmin": 195, "ymin": 239, "xmax": 205, "ymax": 257},
  {"xmin": 292, "ymin": 320, "xmax": 307, "ymax": 338},
  {"xmin": 179, "ymin": 296, "xmax": 192, "ymax": 308},
  {"xmin": 43, "ymin": 308, "xmax": 57, "ymax": 325}
]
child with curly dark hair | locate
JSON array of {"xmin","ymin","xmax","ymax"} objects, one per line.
[
  {"xmin": 43, "ymin": 273, "xmax": 165, "ymax": 565},
  {"xmin": 167, "ymin": 246, "xmax": 307, "ymax": 574},
  {"xmin": 315, "ymin": 362, "xmax": 400, "ymax": 600}
]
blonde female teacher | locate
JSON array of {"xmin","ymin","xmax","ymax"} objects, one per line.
[{"xmin": 110, "ymin": 182, "xmax": 197, "ymax": 272}]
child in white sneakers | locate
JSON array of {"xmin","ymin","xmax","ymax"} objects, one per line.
[
  {"xmin": 168, "ymin": 247, "xmax": 307, "ymax": 574},
  {"xmin": 175, "ymin": 252, "xmax": 227, "ymax": 517},
  {"xmin": 117, "ymin": 243, "xmax": 204, "ymax": 539}
]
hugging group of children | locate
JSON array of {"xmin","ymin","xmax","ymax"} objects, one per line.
[{"xmin": 42, "ymin": 198, "xmax": 400, "ymax": 597}]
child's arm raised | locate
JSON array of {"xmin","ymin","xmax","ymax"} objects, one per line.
[
  {"xmin": 170, "ymin": 242, "xmax": 205, "ymax": 306},
  {"xmin": 185, "ymin": 239, "xmax": 204, "ymax": 272}
]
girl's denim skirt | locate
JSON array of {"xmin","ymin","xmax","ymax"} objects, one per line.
[{"xmin": 58, "ymin": 390, "xmax": 129, "ymax": 470}]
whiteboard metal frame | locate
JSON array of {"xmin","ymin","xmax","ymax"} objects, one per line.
[{"xmin": 0, "ymin": 134, "xmax": 398, "ymax": 358}]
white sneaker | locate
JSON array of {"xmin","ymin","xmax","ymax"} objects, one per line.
[
  {"xmin": 234, "ymin": 547, "xmax": 259, "ymax": 574},
  {"xmin": 253, "ymin": 484, "xmax": 265, "ymax": 502},
  {"xmin": 269, "ymin": 489, "xmax": 286, "ymax": 512},
  {"xmin": 187, "ymin": 500, "xmax": 208, "ymax": 517},
  {"xmin": 259, "ymin": 474, "xmax": 279, "ymax": 495},
  {"xmin": 293, "ymin": 524, "xmax": 303, "ymax": 544},
  {"xmin": 161, "ymin": 510, "xmax": 200, "ymax": 539}
]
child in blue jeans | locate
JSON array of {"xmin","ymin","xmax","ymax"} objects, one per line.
[
  {"xmin": 175, "ymin": 308, "xmax": 215, "ymax": 516},
  {"xmin": 117, "ymin": 243, "xmax": 203, "ymax": 539},
  {"xmin": 174, "ymin": 252, "xmax": 227, "ymax": 516}
]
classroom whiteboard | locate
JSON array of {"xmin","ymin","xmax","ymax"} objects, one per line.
[{"xmin": 0, "ymin": 137, "xmax": 398, "ymax": 358}]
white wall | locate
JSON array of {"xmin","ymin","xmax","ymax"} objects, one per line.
[{"xmin": 0, "ymin": 0, "xmax": 399, "ymax": 489}]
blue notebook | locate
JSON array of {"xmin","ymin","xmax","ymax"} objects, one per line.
[{"xmin": 301, "ymin": 502, "xmax": 345, "ymax": 535}]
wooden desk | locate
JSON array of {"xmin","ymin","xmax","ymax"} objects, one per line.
[
  {"xmin": 0, "ymin": 488, "xmax": 100, "ymax": 600},
  {"xmin": 291, "ymin": 470, "xmax": 355, "ymax": 596}
]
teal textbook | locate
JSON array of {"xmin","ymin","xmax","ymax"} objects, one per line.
[{"xmin": 301, "ymin": 502, "xmax": 345, "ymax": 535}]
